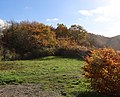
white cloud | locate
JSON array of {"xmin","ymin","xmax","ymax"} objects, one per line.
[
  {"xmin": 78, "ymin": 10, "xmax": 93, "ymax": 16},
  {"xmin": 0, "ymin": 19, "xmax": 5, "ymax": 27},
  {"xmin": 106, "ymin": 22, "xmax": 120, "ymax": 37},
  {"xmin": 52, "ymin": 18, "xmax": 59, "ymax": 21},
  {"xmin": 46, "ymin": 19, "xmax": 51, "ymax": 22},
  {"xmin": 90, "ymin": 6, "xmax": 109, "ymax": 15},
  {"xmin": 78, "ymin": 18, "xmax": 82, "ymax": 21},
  {"xmin": 94, "ymin": 16, "xmax": 111, "ymax": 22},
  {"xmin": 78, "ymin": 0, "xmax": 120, "ymax": 21},
  {"xmin": 0, "ymin": 19, "xmax": 11, "ymax": 36},
  {"xmin": 78, "ymin": 0, "xmax": 120, "ymax": 37},
  {"xmin": 46, "ymin": 18, "xmax": 59, "ymax": 22}
]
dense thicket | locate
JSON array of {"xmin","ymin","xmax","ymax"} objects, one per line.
[
  {"xmin": 1, "ymin": 21, "xmax": 91, "ymax": 60},
  {"xmin": 2, "ymin": 21, "xmax": 57, "ymax": 60}
]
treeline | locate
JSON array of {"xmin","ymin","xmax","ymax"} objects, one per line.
[{"xmin": 0, "ymin": 21, "xmax": 93, "ymax": 60}]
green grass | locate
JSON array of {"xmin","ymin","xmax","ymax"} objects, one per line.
[{"xmin": 0, "ymin": 56, "xmax": 108, "ymax": 97}]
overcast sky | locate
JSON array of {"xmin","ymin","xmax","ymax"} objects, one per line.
[{"xmin": 0, "ymin": 0, "xmax": 120, "ymax": 37}]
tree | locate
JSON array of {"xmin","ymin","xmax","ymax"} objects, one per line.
[
  {"xmin": 2, "ymin": 21, "xmax": 57, "ymax": 59},
  {"xmin": 55, "ymin": 24, "xmax": 69, "ymax": 38},
  {"xmin": 69, "ymin": 24, "xmax": 89, "ymax": 46}
]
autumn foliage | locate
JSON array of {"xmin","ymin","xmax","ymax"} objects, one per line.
[
  {"xmin": 1, "ymin": 21, "xmax": 91, "ymax": 60},
  {"xmin": 2, "ymin": 21, "xmax": 57, "ymax": 59},
  {"xmin": 83, "ymin": 48, "xmax": 120, "ymax": 96}
]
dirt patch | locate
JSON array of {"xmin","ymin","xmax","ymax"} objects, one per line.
[{"xmin": 0, "ymin": 84, "xmax": 61, "ymax": 97}]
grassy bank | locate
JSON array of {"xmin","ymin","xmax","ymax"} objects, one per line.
[{"xmin": 0, "ymin": 56, "xmax": 108, "ymax": 97}]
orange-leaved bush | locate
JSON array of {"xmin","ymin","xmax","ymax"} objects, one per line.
[{"xmin": 83, "ymin": 48, "xmax": 120, "ymax": 96}]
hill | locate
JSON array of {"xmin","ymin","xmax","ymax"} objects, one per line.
[
  {"xmin": 89, "ymin": 33, "xmax": 120, "ymax": 50},
  {"xmin": 106, "ymin": 35, "xmax": 120, "ymax": 50}
]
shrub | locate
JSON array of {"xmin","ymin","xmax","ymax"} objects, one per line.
[
  {"xmin": 56, "ymin": 45, "xmax": 89, "ymax": 59},
  {"xmin": 83, "ymin": 48, "xmax": 120, "ymax": 96},
  {"xmin": 55, "ymin": 37, "xmax": 90, "ymax": 59},
  {"xmin": 1, "ymin": 48, "xmax": 18, "ymax": 61}
]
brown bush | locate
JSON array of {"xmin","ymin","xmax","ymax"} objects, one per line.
[{"xmin": 83, "ymin": 48, "xmax": 120, "ymax": 96}]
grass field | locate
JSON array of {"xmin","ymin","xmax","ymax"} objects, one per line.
[{"xmin": 0, "ymin": 56, "xmax": 108, "ymax": 97}]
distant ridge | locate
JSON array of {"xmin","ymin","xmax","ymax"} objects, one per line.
[
  {"xmin": 106, "ymin": 35, "xmax": 120, "ymax": 50},
  {"xmin": 89, "ymin": 33, "xmax": 120, "ymax": 50}
]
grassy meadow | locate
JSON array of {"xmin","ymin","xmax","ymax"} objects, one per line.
[{"xmin": 0, "ymin": 56, "xmax": 108, "ymax": 97}]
